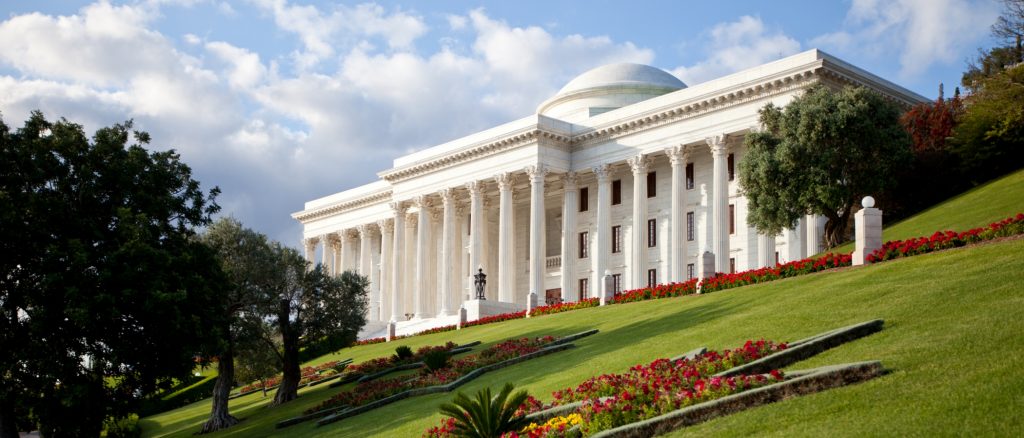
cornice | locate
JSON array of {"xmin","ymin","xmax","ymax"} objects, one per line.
[{"xmin": 291, "ymin": 189, "xmax": 392, "ymax": 224}]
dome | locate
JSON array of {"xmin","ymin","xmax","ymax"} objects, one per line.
[{"xmin": 538, "ymin": 63, "xmax": 686, "ymax": 121}]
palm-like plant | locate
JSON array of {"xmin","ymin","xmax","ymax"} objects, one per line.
[{"xmin": 438, "ymin": 383, "xmax": 531, "ymax": 438}]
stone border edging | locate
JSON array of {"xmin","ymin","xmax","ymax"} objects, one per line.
[
  {"xmin": 591, "ymin": 360, "xmax": 885, "ymax": 438},
  {"xmin": 670, "ymin": 347, "xmax": 707, "ymax": 362},
  {"xmin": 229, "ymin": 358, "xmax": 353, "ymax": 400},
  {"xmin": 714, "ymin": 319, "xmax": 884, "ymax": 378}
]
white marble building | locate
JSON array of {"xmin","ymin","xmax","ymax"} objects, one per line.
[{"xmin": 291, "ymin": 49, "xmax": 926, "ymax": 335}]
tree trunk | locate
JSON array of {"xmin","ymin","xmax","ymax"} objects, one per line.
[
  {"xmin": 272, "ymin": 299, "xmax": 300, "ymax": 406},
  {"xmin": 199, "ymin": 348, "xmax": 239, "ymax": 433},
  {"xmin": 0, "ymin": 400, "xmax": 18, "ymax": 438},
  {"xmin": 823, "ymin": 205, "xmax": 853, "ymax": 249}
]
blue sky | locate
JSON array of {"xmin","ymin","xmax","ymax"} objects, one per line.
[{"xmin": 0, "ymin": 0, "xmax": 1005, "ymax": 246}]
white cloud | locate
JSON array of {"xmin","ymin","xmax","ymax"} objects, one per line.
[
  {"xmin": 811, "ymin": 0, "xmax": 1000, "ymax": 77},
  {"xmin": 671, "ymin": 16, "xmax": 801, "ymax": 85},
  {"xmin": 205, "ymin": 41, "xmax": 268, "ymax": 89}
]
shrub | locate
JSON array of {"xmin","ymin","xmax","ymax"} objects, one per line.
[
  {"xmin": 436, "ymin": 383, "xmax": 531, "ymax": 438},
  {"xmin": 394, "ymin": 345, "xmax": 414, "ymax": 361},
  {"xmin": 102, "ymin": 414, "xmax": 141, "ymax": 438},
  {"xmin": 422, "ymin": 350, "xmax": 450, "ymax": 373}
]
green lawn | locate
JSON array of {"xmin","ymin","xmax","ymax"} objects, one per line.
[
  {"xmin": 141, "ymin": 236, "xmax": 1024, "ymax": 437},
  {"xmin": 832, "ymin": 167, "xmax": 1024, "ymax": 254}
]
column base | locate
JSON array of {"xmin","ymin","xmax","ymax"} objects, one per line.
[{"xmin": 462, "ymin": 299, "xmax": 524, "ymax": 322}]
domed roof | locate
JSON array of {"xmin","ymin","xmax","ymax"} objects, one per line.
[
  {"xmin": 538, "ymin": 63, "xmax": 686, "ymax": 121},
  {"xmin": 556, "ymin": 63, "xmax": 686, "ymax": 96}
]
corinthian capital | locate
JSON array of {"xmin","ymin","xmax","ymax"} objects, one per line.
[
  {"xmin": 705, "ymin": 134, "xmax": 729, "ymax": 156},
  {"xmin": 562, "ymin": 171, "xmax": 578, "ymax": 191},
  {"xmin": 592, "ymin": 163, "xmax": 612, "ymax": 183},
  {"xmin": 665, "ymin": 145, "xmax": 690, "ymax": 166},
  {"xmin": 524, "ymin": 165, "xmax": 549, "ymax": 185},
  {"xmin": 494, "ymin": 172, "xmax": 516, "ymax": 191},
  {"xmin": 627, "ymin": 153, "xmax": 650, "ymax": 175}
]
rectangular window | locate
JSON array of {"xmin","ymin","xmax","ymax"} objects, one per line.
[
  {"xmin": 647, "ymin": 171, "xmax": 656, "ymax": 198},
  {"xmin": 775, "ymin": 251, "xmax": 780, "ymax": 266},
  {"xmin": 730, "ymin": 257, "xmax": 736, "ymax": 274},
  {"xmin": 686, "ymin": 211, "xmax": 695, "ymax": 241},
  {"xmin": 687, "ymin": 263, "xmax": 695, "ymax": 280},
  {"xmin": 685, "ymin": 163, "xmax": 694, "ymax": 190},
  {"xmin": 612, "ymin": 179, "xmax": 622, "ymax": 205},
  {"xmin": 729, "ymin": 204, "xmax": 735, "ymax": 235},
  {"xmin": 612, "ymin": 273, "xmax": 622, "ymax": 295},
  {"xmin": 647, "ymin": 219, "xmax": 657, "ymax": 247},
  {"xmin": 578, "ymin": 278, "xmax": 589, "ymax": 301},
  {"xmin": 578, "ymin": 231, "xmax": 589, "ymax": 258},
  {"xmin": 579, "ymin": 187, "xmax": 589, "ymax": 212},
  {"xmin": 647, "ymin": 269, "xmax": 657, "ymax": 287},
  {"xmin": 612, "ymin": 225, "xmax": 622, "ymax": 253},
  {"xmin": 727, "ymin": 153, "xmax": 735, "ymax": 181}
]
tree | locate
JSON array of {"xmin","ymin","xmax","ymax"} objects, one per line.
[
  {"xmin": 0, "ymin": 112, "xmax": 224, "ymax": 437},
  {"xmin": 234, "ymin": 327, "xmax": 281, "ymax": 398},
  {"xmin": 196, "ymin": 218, "xmax": 279, "ymax": 433},
  {"xmin": 963, "ymin": 0, "xmax": 1024, "ymax": 90},
  {"xmin": 268, "ymin": 261, "xmax": 367, "ymax": 406},
  {"xmin": 739, "ymin": 85, "xmax": 912, "ymax": 249},
  {"xmin": 952, "ymin": 64, "xmax": 1024, "ymax": 181}
]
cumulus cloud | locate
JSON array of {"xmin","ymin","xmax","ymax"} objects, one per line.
[
  {"xmin": 811, "ymin": 0, "xmax": 1000, "ymax": 77},
  {"xmin": 671, "ymin": 16, "xmax": 801, "ymax": 85}
]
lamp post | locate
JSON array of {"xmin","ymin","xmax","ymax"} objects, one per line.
[{"xmin": 474, "ymin": 267, "xmax": 487, "ymax": 300}]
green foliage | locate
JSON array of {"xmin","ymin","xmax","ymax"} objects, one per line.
[
  {"xmin": 952, "ymin": 64, "xmax": 1024, "ymax": 181},
  {"xmin": 394, "ymin": 346, "xmax": 414, "ymax": 361},
  {"xmin": 103, "ymin": 414, "xmax": 142, "ymax": 438},
  {"xmin": 740, "ymin": 85, "xmax": 912, "ymax": 248},
  {"xmin": 0, "ymin": 111, "xmax": 225, "ymax": 435},
  {"xmin": 438, "ymin": 383, "xmax": 531, "ymax": 438},
  {"xmin": 421, "ymin": 350, "xmax": 450, "ymax": 373},
  {"xmin": 234, "ymin": 334, "xmax": 282, "ymax": 396},
  {"xmin": 138, "ymin": 375, "xmax": 218, "ymax": 418}
]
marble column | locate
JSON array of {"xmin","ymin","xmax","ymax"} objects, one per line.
[
  {"xmin": 560, "ymin": 172, "xmax": 578, "ymax": 303},
  {"xmin": 319, "ymin": 234, "xmax": 332, "ymax": 273},
  {"xmin": 331, "ymin": 236, "xmax": 342, "ymax": 275},
  {"xmin": 388, "ymin": 202, "xmax": 405, "ymax": 323},
  {"xmin": 665, "ymin": 146, "xmax": 688, "ymax": 283},
  {"xmin": 342, "ymin": 230, "xmax": 358, "ymax": 274},
  {"xmin": 494, "ymin": 173, "xmax": 515, "ymax": 303},
  {"xmin": 404, "ymin": 213, "xmax": 417, "ymax": 317},
  {"xmin": 758, "ymin": 234, "xmax": 776, "ymax": 268},
  {"xmin": 592, "ymin": 164, "xmax": 612, "ymax": 296},
  {"xmin": 438, "ymin": 188, "xmax": 455, "ymax": 316},
  {"xmin": 526, "ymin": 165, "xmax": 548, "ymax": 298},
  {"xmin": 377, "ymin": 219, "xmax": 393, "ymax": 322},
  {"xmin": 627, "ymin": 153, "xmax": 650, "ymax": 289},
  {"xmin": 412, "ymin": 196, "xmax": 432, "ymax": 319},
  {"xmin": 303, "ymin": 237, "xmax": 317, "ymax": 271},
  {"xmin": 358, "ymin": 224, "xmax": 376, "ymax": 320},
  {"xmin": 466, "ymin": 181, "xmax": 484, "ymax": 299},
  {"xmin": 707, "ymin": 134, "xmax": 730, "ymax": 274},
  {"xmin": 806, "ymin": 214, "xmax": 822, "ymax": 255}
]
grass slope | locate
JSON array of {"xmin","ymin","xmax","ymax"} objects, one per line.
[
  {"xmin": 832, "ymin": 167, "xmax": 1024, "ymax": 254},
  {"xmin": 142, "ymin": 237, "xmax": 1024, "ymax": 437}
]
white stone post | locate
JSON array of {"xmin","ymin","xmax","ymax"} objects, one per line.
[
  {"xmin": 592, "ymin": 164, "xmax": 612, "ymax": 301},
  {"xmin": 698, "ymin": 251, "xmax": 715, "ymax": 293},
  {"xmin": 707, "ymin": 134, "xmax": 730, "ymax": 274},
  {"xmin": 377, "ymin": 219, "xmax": 393, "ymax": 322},
  {"xmin": 666, "ymin": 146, "xmax": 688, "ymax": 283},
  {"xmin": 466, "ymin": 181, "xmax": 484, "ymax": 303},
  {"xmin": 560, "ymin": 172, "xmax": 578, "ymax": 303},
  {"xmin": 494, "ymin": 173, "xmax": 515, "ymax": 303},
  {"xmin": 386, "ymin": 321, "xmax": 396, "ymax": 342},
  {"xmin": 853, "ymin": 196, "xmax": 883, "ymax": 266},
  {"xmin": 457, "ymin": 306, "xmax": 467, "ymax": 329},
  {"xmin": 600, "ymin": 270, "xmax": 613, "ymax": 306},
  {"xmin": 388, "ymin": 202, "xmax": 405, "ymax": 323},
  {"xmin": 526, "ymin": 165, "xmax": 549, "ymax": 302},
  {"xmin": 806, "ymin": 214, "xmax": 823, "ymax": 255},
  {"xmin": 526, "ymin": 291, "xmax": 538, "ymax": 317},
  {"xmin": 758, "ymin": 233, "xmax": 776, "ymax": 268},
  {"xmin": 438, "ymin": 188, "xmax": 455, "ymax": 316},
  {"xmin": 413, "ymin": 195, "xmax": 432, "ymax": 319},
  {"xmin": 627, "ymin": 153, "xmax": 650, "ymax": 289}
]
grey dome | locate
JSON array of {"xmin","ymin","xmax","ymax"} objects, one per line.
[{"xmin": 538, "ymin": 63, "xmax": 686, "ymax": 121}]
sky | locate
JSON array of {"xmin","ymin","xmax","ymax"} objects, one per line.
[{"xmin": 0, "ymin": 0, "xmax": 1006, "ymax": 247}]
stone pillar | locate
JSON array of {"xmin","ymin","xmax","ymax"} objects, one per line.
[
  {"xmin": 388, "ymin": 202, "xmax": 405, "ymax": 323},
  {"xmin": 438, "ymin": 188, "xmax": 455, "ymax": 316},
  {"xmin": 592, "ymin": 164, "xmax": 612, "ymax": 299},
  {"xmin": 412, "ymin": 196, "xmax": 432, "ymax": 319},
  {"xmin": 358, "ymin": 224, "xmax": 376, "ymax": 320},
  {"xmin": 785, "ymin": 217, "xmax": 805, "ymax": 263},
  {"xmin": 377, "ymin": 219, "xmax": 393, "ymax": 322},
  {"xmin": 853, "ymin": 196, "xmax": 883, "ymax": 266},
  {"xmin": 403, "ymin": 213, "xmax": 416, "ymax": 318},
  {"xmin": 319, "ymin": 234, "xmax": 332, "ymax": 273},
  {"xmin": 526, "ymin": 165, "xmax": 548, "ymax": 300},
  {"xmin": 466, "ymin": 181, "xmax": 484, "ymax": 302},
  {"xmin": 341, "ymin": 230, "xmax": 358, "ymax": 274},
  {"xmin": 494, "ymin": 173, "xmax": 515, "ymax": 303},
  {"xmin": 758, "ymin": 234, "xmax": 776, "ymax": 268},
  {"xmin": 560, "ymin": 172, "xmax": 578, "ymax": 303},
  {"xmin": 303, "ymin": 237, "xmax": 317, "ymax": 271},
  {"xmin": 806, "ymin": 214, "xmax": 822, "ymax": 255},
  {"xmin": 627, "ymin": 153, "xmax": 650, "ymax": 289},
  {"xmin": 665, "ymin": 146, "xmax": 688, "ymax": 283},
  {"xmin": 707, "ymin": 134, "xmax": 730, "ymax": 274},
  {"xmin": 600, "ymin": 270, "xmax": 613, "ymax": 306},
  {"xmin": 331, "ymin": 236, "xmax": 342, "ymax": 275}
]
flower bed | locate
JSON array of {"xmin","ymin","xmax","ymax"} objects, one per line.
[
  {"xmin": 237, "ymin": 360, "xmax": 348, "ymax": 394},
  {"xmin": 306, "ymin": 336, "xmax": 557, "ymax": 415},
  {"xmin": 867, "ymin": 213, "xmax": 1024, "ymax": 262},
  {"xmin": 424, "ymin": 340, "xmax": 787, "ymax": 437}
]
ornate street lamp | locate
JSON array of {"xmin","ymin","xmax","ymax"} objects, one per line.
[{"xmin": 474, "ymin": 267, "xmax": 487, "ymax": 300}]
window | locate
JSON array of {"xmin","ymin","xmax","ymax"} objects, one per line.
[
  {"xmin": 612, "ymin": 180, "xmax": 622, "ymax": 205},
  {"xmin": 729, "ymin": 204, "xmax": 735, "ymax": 235},
  {"xmin": 579, "ymin": 187, "xmax": 589, "ymax": 212},
  {"xmin": 467, "ymin": 214, "xmax": 471, "ymax": 235},
  {"xmin": 578, "ymin": 231, "xmax": 589, "ymax": 258},
  {"xmin": 647, "ymin": 219, "xmax": 657, "ymax": 247},
  {"xmin": 727, "ymin": 153, "xmax": 735, "ymax": 181},
  {"xmin": 729, "ymin": 257, "xmax": 736, "ymax": 274},
  {"xmin": 612, "ymin": 225, "xmax": 622, "ymax": 253},
  {"xmin": 612, "ymin": 273, "xmax": 622, "ymax": 295},
  {"xmin": 578, "ymin": 278, "xmax": 589, "ymax": 301},
  {"xmin": 647, "ymin": 171, "xmax": 656, "ymax": 198},
  {"xmin": 775, "ymin": 251, "xmax": 780, "ymax": 266},
  {"xmin": 685, "ymin": 163, "xmax": 694, "ymax": 190},
  {"xmin": 687, "ymin": 263, "xmax": 695, "ymax": 279},
  {"xmin": 647, "ymin": 269, "xmax": 657, "ymax": 287},
  {"xmin": 686, "ymin": 211, "xmax": 695, "ymax": 241}
]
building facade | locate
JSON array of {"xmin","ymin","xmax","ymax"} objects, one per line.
[{"xmin": 291, "ymin": 49, "xmax": 926, "ymax": 335}]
